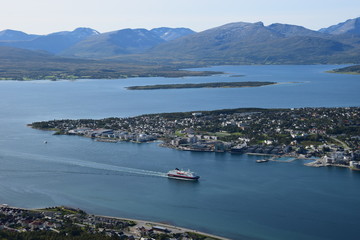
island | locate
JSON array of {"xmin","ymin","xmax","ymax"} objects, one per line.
[
  {"xmin": 29, "ymin": 107, "xmax": 360, "ymax": 171},
  {"xmin": 126, "ymin": 81, "xmax": 275, "ymax": 90},
  {"xmin": 0, "ymin": 204, "xmax": 226, "ymax": 240}
]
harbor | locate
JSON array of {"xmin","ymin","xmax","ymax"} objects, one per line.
[
  {"xmin": 30, "ymin": 107, "xmax": 360, "ymax": 172},
  {"xmin": 1, "ymin": 65, "xmax": 359, "ymax": 240}
]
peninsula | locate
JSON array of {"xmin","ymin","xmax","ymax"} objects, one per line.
[
  {"xmin": 126, "ymin": 81, "xmax": 276, "ymax": 90},
  {"xmin": 329, "ymin": 65, "xmax": 360, "ymax": 75},
  {"xmin": 30, "ymin": 107, "xmax": 360, "ymax": 171}
]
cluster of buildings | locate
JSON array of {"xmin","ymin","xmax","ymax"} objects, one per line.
[
  {"xmin": 0, "ymin": 205, "xmax": 211, "ymax": 240},
  {"xmin": 68, "ymin": 128, "xmax": 157, "ymax": 143},
  {"xmin": 0, "ymin": 206, "xmax": 61, "ymax": 232},
  {"xmin": 0, "ymin": 205, "xmax": 132, "ymax": 238},
  {"xmin": 323, "ymin": 151, "xmax": 360, "ymax": 169},
  {"xmin": 31, "ymin": 107, "xmax": 360, "ymax": 169}
]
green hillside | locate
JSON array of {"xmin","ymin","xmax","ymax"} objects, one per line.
[
  {"xmin": 0, "ymin": 47, "xmax": 220, "ymax": 80},
  {"xmin": 143, "ymin": 22, "xmax": 360, "ymax": 65}
]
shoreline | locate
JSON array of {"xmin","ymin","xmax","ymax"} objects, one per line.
[
  {"xmin": 33, "ymin": 132, "xmax": 360, "ymax": 172},
  {"xmin": 126, "ymin": 81, "xmax": 277, "ymax": 90},
  {"xmin": 0, "ymin": 70, "xmax": 223, "ymax": 81},
  {"xmin": 1, "ymin": 204, "xmax": 229, "ymax": 240},
  {"xmin": 95, "ymin": 214, "xmax": 230, "ymax": 240}
]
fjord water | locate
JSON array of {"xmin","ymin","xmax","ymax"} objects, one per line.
[{"xmin": 0, "ymin": 65, "xmax": 359, "ymax": 240}]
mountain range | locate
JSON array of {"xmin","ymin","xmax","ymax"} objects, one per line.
[
  {"xmin": 60, "ymin": 27, "xmax": 195, "ymax": 58},
  {"xmin": 0, "ymin": 17, "xmax": 359, "ymax": 68},
  {"xmin": 144, "ymin": 19, "xmax": 360, "ymax": 65},
  {"xmin": 0, "ymin": 27, "xmax": 194, "ymax": 56}
]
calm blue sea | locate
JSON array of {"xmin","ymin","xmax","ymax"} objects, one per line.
[{"xmin": 0, "ymin": 65, "xmax": 359, "ymax": 240}]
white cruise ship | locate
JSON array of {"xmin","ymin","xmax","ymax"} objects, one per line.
[{"xmin": 167, "ymin": 168, "xmax": 200, "ymax": 181}]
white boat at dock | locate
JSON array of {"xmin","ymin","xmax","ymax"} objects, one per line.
[{"xmin": 256, "ymin": 159, "xmax": 269, "ymax": 163}]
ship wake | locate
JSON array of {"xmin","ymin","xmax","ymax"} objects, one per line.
[{"xmin": 1, "ymin": 150, "xmax": 167, "ymax": 178}]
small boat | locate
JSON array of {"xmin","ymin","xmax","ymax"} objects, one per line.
[
  {"xmin": 43, "ymin": 141, "xmax": 48, "ymax": 144},
  {"xmin": 167, "ymin": 168, "xmax": 200, "ymax": 181},
  {"xmin": 256, "ymin": 159, "xmax": 269, "ymax": 163}
]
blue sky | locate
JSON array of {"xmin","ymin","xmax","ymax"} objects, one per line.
[{"xmin": 1, "ymin": 0, "xmax": 359, "ymax": 34}]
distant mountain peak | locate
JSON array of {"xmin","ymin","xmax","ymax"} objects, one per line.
[
  {"xmin": 0, "ymin": 29, "xmax": 39, "ymax": 41},
  {"xmin": 212, "ymin": 21, "xmax": 264, "ymax": 31},
  {"xmin": 61, "ymin": 27, "xmax": 166, "ymax": 58},
  {"xmin": 150, "ymin": 27, "xmax": 195, "ymax": 41},
  {"xmin": 48, "ymin": 27, "xmax": 100, "ymax": 37},
  {"xmin": 0, "ymin": 29, "xmax": 25, "ymax": 34},
  {"xmin": 197, "ymin": 21, "xmax": 281, "ymax": 44},
  {"xmin": 319, "ymin": 17, "xmax": 360, "ymax": 35},
  {"xmin": 69, "ymin": 27, "xmax": 100, "ymax": 40},
  {"xmin": 0, "ymin": 27, "xmax": 103, "ymax": 54},
  {"xmin": 0, "ymin": 29, "xmax": 26, "ymax": 37},
  {"xmin": 267, "ymin": 23, "xmax": 325, "ymax": 37},
  {"xmin": 73, "ymin": 27, "xmax": 100, "ymax": 35}
]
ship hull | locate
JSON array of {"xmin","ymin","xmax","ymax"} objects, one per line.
[{"xmin": 167, "ymin": 174, "xmax": 200, "ymax": 181}]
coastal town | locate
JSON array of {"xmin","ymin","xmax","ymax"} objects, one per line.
[
  {"xmin": 0, "ymin": 204, "xmax": 224, "ymax": 240},
  {"xmin": 30, "ymin": 107, "xmax": 360, "ymax": 170}
]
